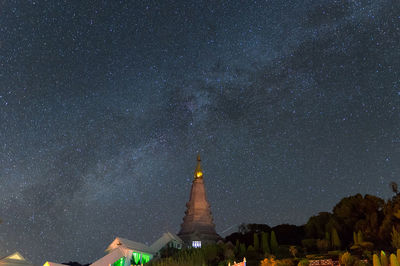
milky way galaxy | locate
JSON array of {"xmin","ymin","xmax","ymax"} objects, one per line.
[{"xmin": 0, "ymin": 0, "xmax": 399, "ymax": 264}]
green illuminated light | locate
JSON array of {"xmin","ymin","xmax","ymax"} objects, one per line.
[
  {"xmin": 112, "ymin": 257, "xmax": 125, "ymax": 266},
  {"xmin": 132, "ymin": 252, "xmax": 141, "ymax": 265},
  {"xmin": 142, "ymin": 254, "xmax": 150, "ymax": 264}
]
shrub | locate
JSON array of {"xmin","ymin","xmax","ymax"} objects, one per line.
[
  {"xmin": 301, "ymin": 239, "xmax": 317, "ymax": 253},
  {"xmin": 390, "ymin": 254, "xmax": 400, "ymax": 266},
  {"xmin": 316, "ymin": 239, "xmax": 329, "ymax": 252},
  {"xmin": 340, "ymin": 252, "xmax": 355, "ymax": 266},
  {"xmin": 372, "ymin": 254, "xmax": 382, "ymax": 266},
  {"xmin": 276, "ymin": 258, "xmax": 294, "ymax": 266},
  {"xmin": 260, "ymin": 256, "xmax": 276, "ymax": 266},
  {"xmin": 297, "ymin": 259, "xmax": 309, "ymax": 266},
  {"xmin": 381, "ymin": 251, "xmax": 389, "ymax": 266}
]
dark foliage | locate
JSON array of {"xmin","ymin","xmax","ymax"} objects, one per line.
[
  {"xmin": 272, "ymin": 224, "xmax": 305, "ymax": 245},
  {"xmin": 226, "ymin": 192, "xmax": 400, "ymax": 258},
  {"xmin": 226, "ymin": 224, "xmax": 272, "ymax": 247}
]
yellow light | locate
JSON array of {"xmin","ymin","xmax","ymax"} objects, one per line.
[
  {"xmin": 196, "ymin": 172, "xmax": 203, "ymax": 178},
  {"xmin": 43, "ymin": 262, "xmax": 50, "ymax": 266},
  {"xmin": 8, "ymin": 253, "xmax": 23, "ymax": 260}
]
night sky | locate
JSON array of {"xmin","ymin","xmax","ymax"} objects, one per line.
[{"xmin": 0, "ymin": 0, "xmax": 399, "ymax": 264}]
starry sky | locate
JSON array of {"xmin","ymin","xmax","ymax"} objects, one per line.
[{"xmin": 0, "ymin": 0, "xmax": 399, "ymax": 264}]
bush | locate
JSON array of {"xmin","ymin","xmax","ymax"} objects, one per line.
[
  {"xmin": 275, "ymin": 246, "xmax": 291, "ymax": 258},
  {"xmin": 316, "ymin": 239, "xmax": 329, "ymax": 252},
  {"xmin": 340, "ymin": 252, "xmax": 355, "ymax": 266},
  {"xmin": 381, "ymin": 251, "xmax": 389, "ymax": 266},
  {"xmin": 373, "ymin": 254, "xmax": 382, "ymax": 266},
  {"xmin": 327, "ymin": 250, "xmax": 341, "ymax": 256},
  {"xmin": 390, "ymin": 254, "xmax": 400, "ymax": 266},
  {"xmin": 354, "ymin": 260, "xmax": 368, "ymax": 266},
  {"xmin": 297, "ymin": 259, "xmax": 309, "ymax": 266},
  {"xmin": 359, "ymin": 241, "xmax": 374, "ymax": 250},
  {"xmin": 301, "ymin": 239, "xmax": 317, "ymax": 253},
  {"xmin": 276, "ymin": 258, "xmax": 295, "ymax": 266},
  {"xmin": 305, "ymin": 254, "xmax": 326, "ymax": 260},
  {"xmin": 260, "ymin": 256, "xmax": 276, "ymax": 266}
]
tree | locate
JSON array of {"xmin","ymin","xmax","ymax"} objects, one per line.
[
  {"xmin": 392, "ymin": 226, "xmax": 400, "ymax": 249},
  {"xmin": 305, "ymin": 212, "xmax": 334, "ymax": 239},
  {"xmin": 353, "ymin": 231, "xmax": 358, "ymax": 244},
  {"xmin": 357, "ymin": 230, "xmax": 363, "ymax": 244},
  {"xmin": 301, "ymin": 239, "xmax": 317, "ymax": 252},
  {"xmin": 391, "ymin": 182, "xmax": 399, "ymax": 195},
  {"xmin": 238, "ymin": 223, "xmax": 248, "ymax": 234},
  {"xmin": 270, "ymin": 231, "xmax": 278, "ymax": 254},
  {"xmin": 397, "ymin": 249, "xmax": 400, "ymax": 265},
  {"xmin": 239, "ymin": 243, "xmax": 246, "ymax": 258},
  {"xmin": 261, "ymin": 232, "xmax": 271, "ymax": 254},
  {"xmin": 373, "ymin": 254, "xmax": 382, "ymax": 266},
  {"xmin": 316, "ymin": 239, "xmax": 329, "ymax": 252},
  {"xmin": 390, "ymin": 254, "xmax": 400, "ymax": 266},
  {"xmin": 272, "ymin": 224, "xmax": 305, "ymax": 245},
  {"xmin": 340, "ymin": 252, "xmax": 355, "ymax": 266},
  {"xmin": 379, "ymin": 196, "xmax": 400, "ymax": 245},
  {"xmin": 254, "ymin": 233, "xmax": 260, "ymax": 251},
  {"xmin": 235, "ymin": 239, "xmax": 240, "ymax": 254},
  {"xmin": 333, "ymin": 194, "xmax": 384, "ymax": 246},
  {"xmin": 325, "ymin": 231, "xmax": 330, "ymax": 242},
  {"xmin": 289, "ymin": 246, "xmax": 298, "ymax": 258},
  {"xmin": 223, "ymin": 242, "xmax": 235, "ymax": 261},
  {"xmin": 381, "ymin": 251, "xmax": 389, "ymax": 266},
  {"xmin": 246, "ymin": 223, "xmax": 271, "ymax": 233},
  {"xmin": 246, "ymin": 245, "xmax": 258, "ymax": 260},
  {"xmin": 203, "ymin": 245, "xmax": 219, "ymax": 265},
  {"xmin": 331, "ymin": 228, "xmax": 341, "ymax": 249}
]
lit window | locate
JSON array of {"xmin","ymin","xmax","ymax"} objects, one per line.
[{"xmin": 192, "ymin": 241, "xmax": 201, "ymax": 248}]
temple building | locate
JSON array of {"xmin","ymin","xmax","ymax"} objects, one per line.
[
  {"xmin": 43, "ymin": 233, "xmax": 183, "ymax": 266},
  {"xmin": 178, "ymin": 155, "xmax": 221, "ymax": 248}
]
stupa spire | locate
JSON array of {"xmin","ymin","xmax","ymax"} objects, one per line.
[{"xmin": 194, "ymin": 154, "xmax": 203, "ymax": 179}]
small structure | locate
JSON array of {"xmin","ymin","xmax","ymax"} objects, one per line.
[
  {"xmin": 150, "ymin": 232, "xmax": 183, "ymax": 257},
  {"xmin": 178, "ymin": 155, "xmax": 221, "ymax": 248},
  {"xmin": 0, "ymin": 252, "xmax": 34, "ymax": 266},
  {"xmin": 91, "ymin": 237, "xmax": 155, "ymax": 266},
  {"xmin": 53, "ymin": 233, "xmax": 182, "ymax": 266},
  {"xmin": 43, "ymin": 232, "xmax": 184, "ymax": 266}
]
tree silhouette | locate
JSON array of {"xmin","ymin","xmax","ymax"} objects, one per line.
[
  {"xmin": 270, "ymin": 231, "xmax": 278, "ymax": 254},
  {"xmin": 331, "ymin": 228, "xmax": 341, "ymax": 249},
  {"xmin": 253, "ymin": 233, "xmax": 259, "ymax": 251},
  {"xmin": 261, "ymin": 232, "xmax": 270, "ymax": 254},
  {"xmin": 390, "ymin": 182, "xmax": 399, "ymax": 195}
]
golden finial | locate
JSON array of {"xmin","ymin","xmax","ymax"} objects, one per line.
[{"xmin": 194, "ymin": 154, "xmax": 203, "ymax": 179}]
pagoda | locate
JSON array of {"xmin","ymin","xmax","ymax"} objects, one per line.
[{"xmin": 178, "ymin": 155, "xmax": 220, "ymax": 247}]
